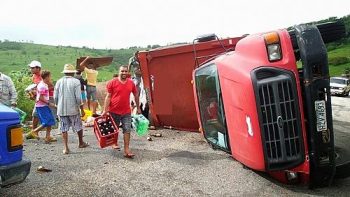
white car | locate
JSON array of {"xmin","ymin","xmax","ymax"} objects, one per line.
[{"xmin": 330, "ymin": 77, "xmax": 350, "ymax": 96}]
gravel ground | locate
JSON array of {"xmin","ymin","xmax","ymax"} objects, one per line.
[{"xmin": 1, "ymin": 96, "xmax": 350, "ymax": 196}]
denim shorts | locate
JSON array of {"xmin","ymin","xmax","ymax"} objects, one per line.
[
  {"xmin": 86, "ymin": 85, "xmax": 97, "ymax": 101},
  {"xmin": 59, "ymin": 114, "xmax": 83, "ymax": 133},
  {"xmin": 81, "ymin": 91, "xmax": 87, "ymax": 101},
  {"xmin": 110, "ymin": 113, "xmax": 132, "ymax": 133}
]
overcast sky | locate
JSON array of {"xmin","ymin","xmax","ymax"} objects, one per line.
[{"xmin": 0, "ymin": 0, "xmax": 349, "ymax": 49}]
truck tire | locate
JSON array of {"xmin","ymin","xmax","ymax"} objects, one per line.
[
  {"xmin": 316, "ymin": 20, "xmax": 346, "ymax": 43},
  {"xmin": 289, "ymin": 20, "xmax": 346, "ymax": 51}
]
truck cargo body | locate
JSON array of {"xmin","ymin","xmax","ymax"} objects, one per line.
[{"xmin": 138, "ymin": 37, "xmax": 243, "ymax": 131}]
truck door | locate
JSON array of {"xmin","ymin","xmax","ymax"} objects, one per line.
[{"xmin": 194, "ymin": 64, "xmax": 230, "ymax": 151}]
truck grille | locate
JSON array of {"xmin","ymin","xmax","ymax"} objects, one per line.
[{"xmin": 254, "ymin": 68, "xmax": 304, "ymax": 170}]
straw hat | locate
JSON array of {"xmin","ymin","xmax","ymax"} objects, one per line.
[{"xmin": 61, "ymin": 64, "xmax": 77, "ymax": 73}]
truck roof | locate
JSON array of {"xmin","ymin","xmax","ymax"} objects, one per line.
[{"xmin": 0, "ymin": 104, "xmax": 19, "ymax": 121}]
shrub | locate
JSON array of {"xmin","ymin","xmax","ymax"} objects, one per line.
[
  {"xmin": 328, "ymin": 56, "xmax": 350, "ymax": 66},
  {"xmin": 9, "ymin": 69, "xmax": 34, "ymax": 120}
]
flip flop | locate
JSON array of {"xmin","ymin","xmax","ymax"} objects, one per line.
[
  {"xmin": 26, "ymin": 132, "xmax": 40, "ymax": 140},
  {"xmin": 124, "ymin": 153, "xmax": 135, "ymax": 159},
  {"xmin": 78, "ymin": 142, "xmax": 89, "ymax": 148},
  {"xmin": 44, "ymin": 137, "xmax": 57, "ymax": 144}
]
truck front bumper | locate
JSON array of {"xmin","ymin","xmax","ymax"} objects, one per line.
[{"xmin": 0, "ymin": 157, "xmax": 31, "ymax": 187}]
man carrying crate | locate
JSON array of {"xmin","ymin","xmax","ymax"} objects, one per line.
[{"xmin": 102, "ymin": 65, "xmax": 140, "ymax": 159}]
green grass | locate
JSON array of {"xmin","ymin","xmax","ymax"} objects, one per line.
[{"xmin": 328, "ymin": 42, "xmax": 350, "ymax": 76}]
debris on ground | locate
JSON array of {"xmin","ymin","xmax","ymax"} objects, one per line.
[
  {"xmin": 151, "ymin": 133, "xmax": 162, "ymax": 137},
  {"xmin": 37, "ymin": 166, "xmax": 52, "ymax": 173}
]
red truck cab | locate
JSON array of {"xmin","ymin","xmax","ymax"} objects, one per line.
[
  {"xmin": 193, "ymin": 22, "xmax": 347, "ymax": 187},
  {"xmin": 193, "ymin": 29, "xmax": 309, "ymax": 182}
]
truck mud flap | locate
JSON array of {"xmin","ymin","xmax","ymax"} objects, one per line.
[{"xmin": 295, "ymin": 24, "xmax": 335, "ymax": 188}]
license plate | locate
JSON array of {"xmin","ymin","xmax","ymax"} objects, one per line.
[{"xmin": 315, "ymin": 100, "xmax": 327, "ymax": 132}]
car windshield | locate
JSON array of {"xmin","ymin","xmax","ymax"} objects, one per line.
[{"xmin": 331, "ymin": 78, "xmax": 346, "ymax": 84}]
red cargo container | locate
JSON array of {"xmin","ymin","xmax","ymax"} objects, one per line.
[{"xmin": 138, "ymin": 37, "xmax": 243, "ymax": 131}]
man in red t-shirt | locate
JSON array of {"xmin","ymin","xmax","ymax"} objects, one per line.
[{"xmin": 102, "ymin": 65, "xmax": 140, "ymax": 158}]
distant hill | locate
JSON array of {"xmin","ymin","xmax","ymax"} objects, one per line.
[
  {"xmin": 0, "ymin": 14, "xmax": 349, "ymax": 80},
  {"xmin": 0, "ymin": 42, "xmax": 145, "ymax": 81}
]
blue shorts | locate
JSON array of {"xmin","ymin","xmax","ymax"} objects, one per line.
[
  {"xmin": 110, "ymin": 113, "xmax": 132, "ymax": 133},
  {"xmin": 36, "ymin": 106, "xmax": 56, "ymax": 127}
]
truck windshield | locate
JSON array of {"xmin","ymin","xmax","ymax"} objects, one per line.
[{"xmin": 195, "ymin": 64, "xmax": 229, "ymax": 150}]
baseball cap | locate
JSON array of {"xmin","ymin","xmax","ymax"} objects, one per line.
[{"xmin": 28, "ymin": 60, "xmax": 42, "ymax": 68}]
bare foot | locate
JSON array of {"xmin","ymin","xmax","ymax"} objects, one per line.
[
  {"xmin": 78, "ymin": 142, "xmax": 89, "ymax": 148},
  {"xmin": 111, "ymin": 144, "xmax": 120, "ymax": 150},
  {"xmin": 63, "ymin": 149, "xmax": 70, "ymax": 154}
]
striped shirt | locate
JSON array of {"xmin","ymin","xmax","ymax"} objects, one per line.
[
  {"xmin": 54, "ymin": 76, "xmax": 82, "ymax": 116},
  {"xmin": 0, "ymin": 72, "xmax": 17, "ymax": 106}
]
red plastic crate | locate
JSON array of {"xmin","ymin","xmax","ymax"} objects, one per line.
[{"xmin": 93, "ymin": 115, "xmax": 119, "ymax": 148}]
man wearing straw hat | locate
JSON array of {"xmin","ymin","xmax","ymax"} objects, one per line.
[{"xmin": 54, "ymin": 64, "xmax": 89, "ymax": 154}]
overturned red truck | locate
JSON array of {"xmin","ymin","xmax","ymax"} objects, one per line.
[{"xmin": 136, "ymin": 21, "xmax": 349, "ymax": 187}]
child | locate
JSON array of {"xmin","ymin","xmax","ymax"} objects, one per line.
[
  {"xmin": 74, "ymin": 71, "xmax": 87, "ymax": 104},
  {"xmin": 29, "ymin": 70, "xmax": 56, "ymax": 143}
]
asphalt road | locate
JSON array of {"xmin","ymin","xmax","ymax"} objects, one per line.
[{"xmin": 1, "ymin": 96, "xmax": 350, "ymax": 196}]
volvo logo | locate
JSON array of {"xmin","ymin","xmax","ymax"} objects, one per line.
[{"xmin": 277, "ymin": 116, "xmax": 284, "ymax": 129}]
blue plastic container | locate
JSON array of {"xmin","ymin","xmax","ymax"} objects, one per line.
[{"xmin": 0, "ymin": 105, "xmax": 22, "ymax": 165}]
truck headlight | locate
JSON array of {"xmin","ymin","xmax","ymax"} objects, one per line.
[
  {"xmin": 267, "ymin": 44, "xmax": 281, "ymax": 61},
  {"xmin": 264, "ymin": 32, "xmax": 282, "ymax": 62}
]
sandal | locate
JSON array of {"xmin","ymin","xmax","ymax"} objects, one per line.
[
  {"xmin": 44, "ymin": 137, "xmax": 57, "ymax": 144},
  {"xmin": 78, "ymin": 142, "xmax": 89, "ymax": 148},
  {"xmin": 26, "ymin": 131, "xmax": 40, "ymax": 140},
  {"xmin": 124, "ymin": 153, "xmax": 135, "ymax": 159}
]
